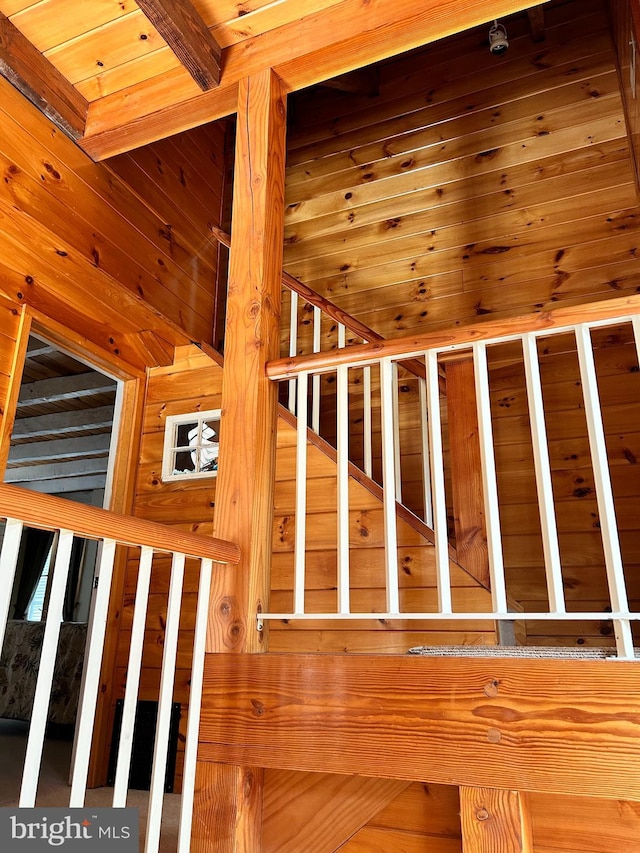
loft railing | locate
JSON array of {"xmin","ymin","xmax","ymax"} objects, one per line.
[
  {"xmin": 211, "ymin": 225, "xmax": 434, "ymax": 524},
  {"xmin": 0, "ymin": 483, "xmax": 239, "ymax": 853},
  {"xmin": 262, "ymin": 297, "xmax": 640, "ymax": 660}
]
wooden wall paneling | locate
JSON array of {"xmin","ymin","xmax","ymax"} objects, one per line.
[
  {"xmin": 446, "ymin": 357, "xmax": 489, "ymax": 588},
  {"xmin": 280, "ymin": 1, "xmax": 639, "ymax": 360},
  {"xmin": 0, "ymin": 10, "xmax": 87, "ymax": 139},
  {"xmin": 529, "ymin": 789, "xmax": 640, "ymax": 852},
  {"xmin": 262, "ymin": 769, "xmax": 410, "ymax": 853},
  {"xmin": 106, "ymin": 122, "xmax": 226, "ymax": 258},
  {"xmin": 368, "ymin": 781, "xmax": 463, "ymax": 839},
  {"xmin": 286, "ymin": 59, "xmax": 618, "ymax": 193},
  {"xmin": 0, "ymin": 73, "xmax": 220, "ymax": 343},
  {"xmin": 271, "ymin": 412, "xmax": 497, "ymax": 653},
  {"xmin": 287, "ymin": 0, "xmax": 608, "ymax": 145},
  {"xmin": 460, "ymin": 787, "xmax": 532, "ymax": 852},
  {"xmin": 609, "ymin": 0, "xmax": 640, "ymax": 192}
]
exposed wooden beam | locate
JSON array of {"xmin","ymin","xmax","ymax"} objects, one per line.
[
  {"xmin": 21, "ymin": 474, "xmax": 108, "ymax": 495},
  {"xmin": 0, "ymin": 11, "xmax": 87, "ymax": 139},
  {"xmin": 136, "ymin": 0, "xmax": 221, "ymax": 91},
  {"xmin": 80, "ymin": 0, "xmax": 535, "ymax": 159},
  {"xmin": 460, "ymin": 787, "xmax": 533, "ymax": 852},
  {"xmin": 7, "ymin": 433, "xmax": 112, "ymax": 465},
  {"xmin": 199, "ymin": 653, "xmax": 640, "ymax": 801},
  {"xmin": 4, "ymin": 455, "xmax": 108, "ymax": 484},
  {"xmin": 17, "ymin": 373, "xmax": 116, "ymax": 408},
  {"xmin": 527, "ymin": 5, "xmax": 546, "ymax": 43},
  {"xmin": 12, "ymin": 405, "xmax": 115, "ymax": 440}
]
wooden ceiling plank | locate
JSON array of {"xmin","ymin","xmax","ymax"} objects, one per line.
[
  {"xmin": 10, "ymin": 0, "xmax": 139, "ymax": 53},
  {"xmin": 79, "ymin": 0, "xmax": 537, "ymax": 159},
  {"xmin": 136, "ymin": 0, "xmax": 221, "ymax": 90},
  {"xmin": 44, "ymin": 11, "xmax": 168, "ymax": 86},
  {"xmin": 0, "ymin": 10, "xmax": 87, "ymax": 138}
]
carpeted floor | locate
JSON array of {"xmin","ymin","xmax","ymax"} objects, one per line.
[{"xmin": 0, "ymin": 718, "xmax": 181, "ymax": 851}]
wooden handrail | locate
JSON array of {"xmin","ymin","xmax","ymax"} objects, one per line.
[
  {"xmin": 266, "ymin": 294, "xmax": 640, "ymax": 380},
  {"xmin": 0, "ymin": 483, "xmax": 240, "ymax": 564},
  {"xmin": 210, "ymin": 224, "xmax": 427, "ymax": 380}
]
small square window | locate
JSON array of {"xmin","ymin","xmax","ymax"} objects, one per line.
[{"xmin": 162, "ymin": 410, "xmax": 221, "ymax": 482}]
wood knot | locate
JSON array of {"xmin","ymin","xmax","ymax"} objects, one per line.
[
  {"xmin": 476, "ymin": 807, "xmax": 490, "ymax": 821},
  {"xmin": 487, "ymin": 728, "xmax": 502, "ymax": 743},
  {"xmin": 483, "ymin": 679, "xmax": 500, "ymax": 697}
]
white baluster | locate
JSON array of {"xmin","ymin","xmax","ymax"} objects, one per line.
[
  {"xmin": 380, "ymin": 358, "xmax": 399, "ymax": 614},
  {"xmin": 425, "ymin": 352, "xmax": 451, "ymax": 614},
  {"xmin": 576, "ymin": 324, "xmax": 633, "ymax": 659}
]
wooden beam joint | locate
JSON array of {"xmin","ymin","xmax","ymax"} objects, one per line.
[{"xmin": 136, "ymin": 0, "xmax": 222, "ymax": 90}]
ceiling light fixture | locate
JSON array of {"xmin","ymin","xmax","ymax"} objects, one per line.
[{"xmin": 488, "ymin": 19, "xmax": 509, "ymax": 55}]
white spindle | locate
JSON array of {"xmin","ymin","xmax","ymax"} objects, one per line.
[
  {"xmin": 521, "ymin": 334, "xmax": 565, "ymax": 614},
  {"xmin": 337, "ymin": 357, "xmax": 350, "ymax": 614},
  {"xmin": 70, "ymin": 538, "xmax": 117, "ymax": 806},
  {"xmin": 392, "ymin": 362, "xmax": 403, "ymax": 502},
  {"xmin": 312, "ymin": 305, "xmax": 322, "ymax": 433},
  {"xmin": 145, "ymin": 551, "xmax": 186, "ymax": 853},
  {"xmin": 473, "ymin": 343, "xmax": 508, "ymax": 614},
  {"xmin": 178, "ymin": 558, "xmax": 213, "ymax": 853},
  {"xmin": 425, "ymin": 352, "xmax": 451, "ymax": 613},
  {"xmin": 363, "ymin": 365, "xmax": 373, "ymax": 478},
  {"xmin": 336, "ymin": 324, "xmax": 350, "ymax": 613},
  {"xmin": 20, "ymin": 529, "xmax": 75, "ymax": 807},
  {"xmin": 418, "ymin": 377, "xmax": 433, "ymax": 528},
  {"xmin": 288, "ymin": 290, "xmax": 299, "ymax": 413},
  {"xmin": 294, "ymin": 371, "xmax": 309, "ymax": 614},
  {"xmin": 113, "ymin": 545, "xmax": 154, "ymax": 807},
  {"xmin": 0, "ymin": 519, "xmax": 24, "ymax": 646},
  {"xmin": 380, "ymin": 358, "xmax": 400, "ymax": 614},
  {"xmin": 575, "ymin": 324, "xmax": 633, "ymax": 659}
]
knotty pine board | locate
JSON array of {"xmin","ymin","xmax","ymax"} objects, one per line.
[{"xmin": 0, "ymin": 73, "xmax": 224, "ymax": 343}]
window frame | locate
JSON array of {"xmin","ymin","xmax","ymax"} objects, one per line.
[{"xmin": 161, "ymin": 409, "xmax": 221, "ymax": 482}]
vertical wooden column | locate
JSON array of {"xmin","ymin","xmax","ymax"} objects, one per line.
[
  {"xmin": 446, "ymin": 356, "xmax": 490, "ymax": 589},
  {"xmin": 460, "ymin": 787, "xmax": 533, "ymax": 853},
  {"xmin": 192, "ymin": 67, "xmax": 287, "ymax": 853}
]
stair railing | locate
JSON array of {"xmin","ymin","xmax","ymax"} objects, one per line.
[
  {"xmin": 262, "ymin": 296, "xmax": 640, "ymax": 660},
  {"xmin": 0, "ymin": 483, "xmax": 239, "ymax": 853},
  {"xmin": 211, "ymin": 225, "xmax": 434, "ymax": 526}
]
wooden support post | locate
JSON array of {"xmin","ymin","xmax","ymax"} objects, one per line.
[
  {"xmin": 460, "ymin": 787, "xmax": 532, "ymax": 853},
  {"xmin": 446, "ymin": 357, "xmax": 490, "ymax": 590},
  {"xmin": 192, "ymin": 67, "xmax": 287, "ymax": 853}
]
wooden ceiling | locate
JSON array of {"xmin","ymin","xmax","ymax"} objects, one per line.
[{"xmin": 0, "ymin": 0, "xmax": 540, "ymax": 160}]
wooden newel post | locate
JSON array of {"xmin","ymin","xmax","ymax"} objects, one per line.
[{"xmin": 192, "ymin": 67, "xmax": 287, "ymax": 853}]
